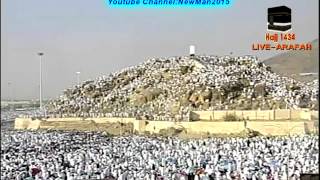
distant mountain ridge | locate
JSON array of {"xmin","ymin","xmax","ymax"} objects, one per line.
[{"xmin": 263, "ymin": 39, "xmax": 318, "ymax": 82}]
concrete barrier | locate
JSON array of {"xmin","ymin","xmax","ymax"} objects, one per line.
[
  {"xmin": 14, "ymin": 118, "xmax": 32, "ymax": 129},
  {"xmin": 43, "ymin": 117, "xmax": 136, "ymax": 123},
  {"xmin": 311, "ymin": 111, "xmax": 319, "ymax": 120},
  {"xmin": 242, "ymin": 110, "xmax": 257, "ymax": 120},
  {"xmin": 132, "ymin": 120, "xmax": 244, "ymax": 135},
  {"xmin": 182, "ymin": 121, "xmax": 244, "ymax": 134},
  {"xmin": 192, "ymin": 109, "xmax": 316, "ymax": 121},
  {"xmin": 246, "ymin": 121, "xmax": 306, "ymax": 135},
  {"xmin": 143, "ymin": 121, "xmax": 176, "ymax": 133},
  {"xmin": 87, "ymin": 117, "xmax": 136, "ymax": 124},
  {"xmin": 213, "ymin": 111, "xmax": 227, "ymax": 120},
  {"xmin": 45, "ymin": 117, "xmax": 83, "ymax": 121},
  {"xmin": 15, "ymin": 118, "xmax": 42, "ymax": 130},
  {"xmin": 255, "ymin": 110, "xmax": 273, "ymax": 120},
  {"xmin": 14, "ymin": 111, "xmax": 318, "ymax": 136},
  {"xmin": 303, "ymin": 120, "xmax": 319, "ymax": 134},
  {"xmin": 299, "ymin": 109, "xmax": 312, "ymax": 120}
]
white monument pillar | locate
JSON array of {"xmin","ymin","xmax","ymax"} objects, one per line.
[{"xmin": 189, "ymin": 45, "xmax": 195, "ymax": 57}]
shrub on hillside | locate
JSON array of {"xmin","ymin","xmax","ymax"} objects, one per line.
[{"xmin": 223, "ymin": 114, "xmax": 240, "ymax": 121}]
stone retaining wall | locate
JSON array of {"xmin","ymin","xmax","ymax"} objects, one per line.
[
  {"xmin": 14, "ymin": 118, "xmax": 317, "ymax": 136},
  {"xmin": 191, "ymin": 109, "xmax": 316, "ymax": 121}
]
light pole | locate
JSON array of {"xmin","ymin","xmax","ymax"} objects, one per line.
[
  {"xmin": 76, "ymin": 71, "xmax": 81, "ymax": 86},
  {"xmin": 38, "ymin": 52, "xmax": 44, "ymax": 111},
  {"xmin": 8, "ymin": 82, "xmax": 12, "ymax": 110}
]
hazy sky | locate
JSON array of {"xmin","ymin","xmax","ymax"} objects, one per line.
[{"xmin": 1, "ymin": 0, "xmax": 318, "ymax": 100}]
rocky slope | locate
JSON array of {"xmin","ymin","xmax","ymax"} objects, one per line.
[
  {"xmin": 264, "ymin": 39, "xmax": 319, "ymax": 82},
  {"xmin": 46, "ymin": 55, "xmax": 318, "ymax": 121}
]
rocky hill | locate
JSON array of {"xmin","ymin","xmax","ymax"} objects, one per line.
[
  {"xmin": 46, "ymin": 55, "xmax": 318, "ymax": 120},
  {"xmin": 264, "ymin": 39, "xmax": 319, "ymax": 82}
]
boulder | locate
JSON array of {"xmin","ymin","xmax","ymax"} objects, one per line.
[{"xmin": 254, "ymin": 83, "xmax": 266, "ymax": 97}]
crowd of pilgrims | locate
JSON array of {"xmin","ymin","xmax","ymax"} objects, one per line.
[
  {"xmin": 1, "ymin": 130, "xmax": 318, "ymax": 180},
  {"xmin": 45, "ymin": 55, "xmax": 318, "ymax": 120}
]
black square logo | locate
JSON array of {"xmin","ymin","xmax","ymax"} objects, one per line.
[{"xmin": 268, "ymin": 6, "xmax": 292, "ymax": 32}]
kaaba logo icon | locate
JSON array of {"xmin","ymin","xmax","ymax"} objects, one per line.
[{"xmin": 268, "ymin": 6, "xmax": 292, "ymax": 32}]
